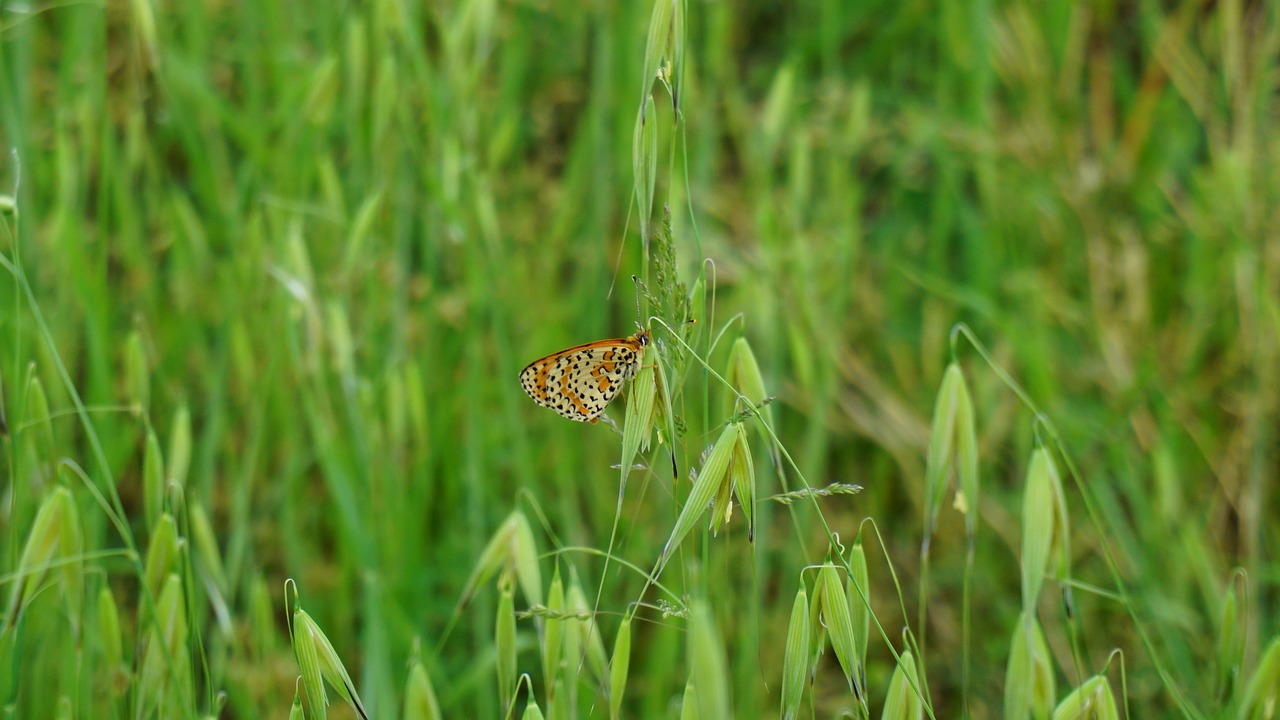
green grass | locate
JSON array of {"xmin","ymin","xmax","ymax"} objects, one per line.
[{"xmin": 2, "ymin": 0, "xmax": 1279, "ymax": 717}]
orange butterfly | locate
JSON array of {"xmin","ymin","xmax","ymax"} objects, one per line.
[{"xmin": 519, "ymin": 330, "xmax": 651, "ymax": 422}]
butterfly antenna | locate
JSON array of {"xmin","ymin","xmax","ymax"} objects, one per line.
[{"xmin": 631, "ymin": 274, "xmax": 644, "ymax": 331}]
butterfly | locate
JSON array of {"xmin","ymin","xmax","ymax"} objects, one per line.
[{"xmin": 519, "ymin": 330, "xmax": 651, "ymax": 422}]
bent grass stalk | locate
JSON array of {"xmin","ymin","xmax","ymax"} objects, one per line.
[
  {"xmin": 627, "ymin": 316, "xmax": 939, "ymax": 718},
  {"xmin": 950, "ymin": 322, "xmax": 1200, "ymax": 718}
]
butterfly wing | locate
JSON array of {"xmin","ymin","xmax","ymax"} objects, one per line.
[{"xmin": 519, "ymin": 337, "xmax": 645, "ymax": 422}]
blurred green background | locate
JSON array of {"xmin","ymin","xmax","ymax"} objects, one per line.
[{"xmin": 1, "ymin": 0, "xmax": 1277, "ymax": 717}]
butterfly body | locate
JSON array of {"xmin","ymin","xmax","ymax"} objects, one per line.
[{"xmin": 519, "ymin": 330, "xmax": 650, "ymax": 422}]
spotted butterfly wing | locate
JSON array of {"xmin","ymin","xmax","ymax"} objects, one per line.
[{"xmin": 519, "ymin": 331, "xmax": 651, "ymax": 422}]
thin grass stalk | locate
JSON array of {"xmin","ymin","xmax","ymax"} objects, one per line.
[{"xmin": 951, "ymin": 323, "xmax": 1200, "ymax": 717}]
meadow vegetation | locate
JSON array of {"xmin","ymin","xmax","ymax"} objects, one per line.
[{"xmin": 1, "ymin": 0, "xmax": 1278, "ymax": 718}]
